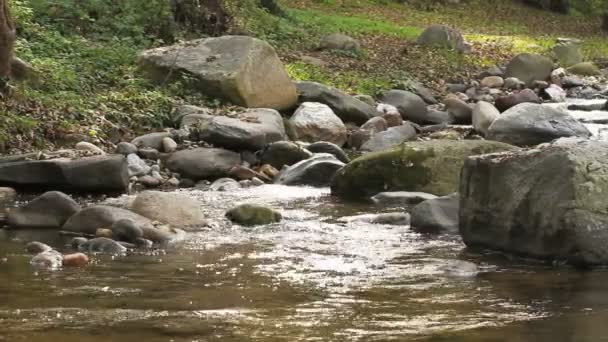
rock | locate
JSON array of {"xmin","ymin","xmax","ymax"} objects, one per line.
[
  {"xmin": 78, "ymin": 237, "xmax": 127, "ymax": 255},
  {"xmin": 161, "ymin": 137, "xmax": 178, "ymax": 153},
  {"xmin": 290, "ymin": 102, "xmax": 347, "ymax": 146},
  {"xmin": 209, "ymin": 178, "xmax": 241, "ymax": 191},
  {"xmin": 480, "ymin": 76, "xmax": 504, "ymax": 88},
  {"xmin": 437, "ymin": 260, "xmax": 479, "ymax": 277},
  {"xmin": 472, "ymin": 101, "xmax": 500, "ymax": 136},
  {"xmin": 300, "ymin": 55, "xmax": 327, "ymax": 67},
  {"xmin": 131, "ymin": 191, "xmax": 207, "ymax": 230},
  {"xmin": 225, "ymin": 204, "xmax": 282, "ymax": 226},
  {"xmin": 567, "ymin": 62, "xmax": 600, "ymax": 76},
  {"xmin": 444, "ymin": 95, "xmax": 473, "ymax": 123},
  {"xmin": 229, "ymin": 165, "xmax": 270, "ymax": 182},
  {"xmin": 138, "ymin": 175, "xmax": 161, "ymax": 187},
  {"xmin": 459, "ymin": 138, "xmax": 608, "ymax": 265},
  {"xmin": 411, "ymin": 193, "xmax": 459, "ymax": 232},
  {"xmin": 306, "ymin": 141, "xmax": 350, "ymax": 163},
  {"xmin": 349, "ymin": 117, "xmax": 388, "ymax": 150},
  {"xmin": 504, "ymin": 77, "xmax": 525, "ymax": 90},
  {"xmin": 542, "ymin": 84, "xmax": 567, "ymax": 102},
  {"xmin": 494, "ymin": 89, "xmax": 541, "ymax": 112},
  {"xmin": 505, "ymin": 53, "xmax": 554, "ymax": 86},
  {"xmin": 178, "ymin": 178, "xmax": 195, "ymax": 188},
  {"xmin": 354, "ymin": 94, "xmax": 376, "ymax": 107},
  {"xmin": 112, "ymin": 219, "xmax": 144, "ymax": 243},
  {"xmin": 411, "ymin": 82, "xmax": 439, "ymax": 105},
  {"xmin": 553, "ymin": 42, "xmax": 582, "ymax": 67},
  {"xmin": 276, "ymin": 154, "xmax": 345, "ymax": 187},
  {"xmin": 296, "ymin": 81, "xmax": 376, "ymax": 125},
  {"xmin": 360, "ymin": 124, "xmax": 417, "ymax": 152},
  {"xmin": 259, "ymin": 141, "xmax": 313, "ymax": 169},
  {"xmin": 116, "ymin": 142, "xmax": 138, "ymax": 155},
  {"xmin": 95, "ymin": 228, "xmax": 114, "ymax": 238},
  {"xmin": 331, "ymin": 140, "xmax": 517, "ymax": 199},
  {"xmin": 446, "ymin": 83, "xmax": 467, "ymax": 93},
  {"xmin": 479, "ymin": 65, "xmax": 504, "ymax": 78},
  {"xmin": 251, "ymin": 177, "xmax": 265, "ymax": 186},
  {"xmin": 127, "ymin": 153, "xmax": 150, "ymax": 177},
  {"xmin": 0, "ymin": 155, "xmax": 129, "ymax": 193},
  {"xmin": 338, "ymin": 212, "xmax": 411, "ymax": 225},
  {"xmin": 371, "ymin": 191, "xmax": 437, "ymax": 206},
  {"xmin": 62, "ymin": 253, "xmax": 89, "ymax": 267},
  {"xmin": 417, "ymin": 24, "xmax": 468, "ymax": 53},
  {"xmin": 319, "ymin": 33, "xmax": 361, "ymax": 52},
  {"xmin": 0, "ymin": 187, "xmax": 16, "ymax": 206},
  {"xmin": 132, "ymin": 132, "xmax": 171, "ymax": 150},
  {"xmin": 171, "ymin": 104, "xmax": 213, "ymax": 125},
  {"xmin": 7, "ymin": 191, "xmax": 81, "ymax": 229},
  {"xmin": 487, "ymin": 103, "xmax": 591, "ymax": 146},
  {"xmin": 257, "ymin": 164, "xmax": 280, "ymax": 180},
  {"xmin": 379, "ymin": 90, "xmax": 428, "ymax": 124},
  {"xmin": 137, "ymin": 148, "xmax": 160, "ymax": 161},
  {"xmin": 193, "ymin": 108, "xmax": 287, "ymax": 151},
  {"xmin": 166, "ymin": 148, "xmax": 241, "ymax": 181},
  {"xmin": 532, "ymin": 80, "xmax": 549, "ymax": 89},
  {"xmin": 426, "ymin": 110, "xmax": 455, "ymax": 125},
  {"xmin": 140, "ymin": 36, "xmax": 297, "ymax": 111},
  {"xmin": 25, "ymin": 241, "xmax": 53, "ymax": 254},
  {"xmin": 562, "ymin": 75, "xmax": 584, "ymax": 88},
  {"xmin": 62, "ymin": 205, "xmax": 171, "ymax": 242},
  {"xmin": 30, "ymin": 250, "xmax": 63, "ymax": 269},
  {"xmin": 75, "ymin": 142, "xmax": 105, "ymax": 155}
]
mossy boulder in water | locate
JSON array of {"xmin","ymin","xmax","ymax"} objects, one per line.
[
  {"xmin": 226, "ymin": 204, "xmax": 282, "ymax": 226},
  {"xmin": 331, "ymin": 140, "xmax": 517, "ymax": 199}
]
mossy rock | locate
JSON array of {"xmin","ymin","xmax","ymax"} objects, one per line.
[
  {"xmin": 330, "ymin": 140, "xmax": 517, "ymax": 199},
  {"xmin": 566, "ymin": 62, "xmax": 600, "ymax": 76},
  {"xmin": 226, "ymin": 204, "xmax": 282, "ymax": 226}
]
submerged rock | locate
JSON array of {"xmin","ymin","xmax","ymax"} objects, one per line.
[
  {"xmin": 30, "ymin": 250, "xmax": 63, "ymax": 270},
  {"xmin": 8, "ymin": 191, "xmax": 81, "ymax": 229},
  {"xmin": 25, "ymin": 241, "xmax": 53, "ymax": 254},
  {"xmin": 226, "ymin": 204, "xmax": 282, "ymax": 226},
  {"xmin": 337, "ymin": 212, "xmax": 410, "ymax": 225},
  {"xmin": 111, "ymin": 219, "xmax": 144, "ymax": 243},
  {"xmin": 75, "ymin": 237, "xmax": 127, "ymax": 255}
]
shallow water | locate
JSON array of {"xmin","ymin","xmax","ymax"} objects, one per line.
[{"xmin": 2, "ymin": 185, "xmax": 608, "ymax": 341}]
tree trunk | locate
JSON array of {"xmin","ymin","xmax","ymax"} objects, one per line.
[{"xmin": 0, "ymin": 0, "xmax": 16, "ymax": 79}]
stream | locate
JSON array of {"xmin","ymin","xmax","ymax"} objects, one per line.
[{"xmin": 2, "ymin": 100, "xmax": 608, "ymax": 341}]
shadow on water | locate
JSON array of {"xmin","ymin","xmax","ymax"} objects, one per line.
[{"xmin": 2, "ymin": 184, "xmax": 608, "ymax": 341}]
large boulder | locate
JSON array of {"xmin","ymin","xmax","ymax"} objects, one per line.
[
  {"xmin": 472, "ymin": 101, "xmax": 500, "ymax": 136},
  {"xmin": 7, "ymin": 191, "xmax": 81, "ymax": 229},
  {"xmin": 459, "ymin": 138, "xmax": 608, "ymax": 265},
  {"xmin": 193, "ymin": 108, "xmax": 287, "ymax": 151},
  {"xmin": 140, "ymin": 36, "xmax": 297, "ymax": 111},
  {"xmin": 331, "ymin": 140, "xmax": 517, "ymax": 199},
  {"xmin": 276, "ymin": 154, "xmax": 345, "ymax": 187},
  {"xmin": 505, "ymin": 53, "xmax": 553, "ymax": 86},
  {"xmin": 319, "ymin": 33, "xmax": 361, "ymax": 52},
  {"xmin": 296, "ymin": 81, "xmax": 376, "ymax": 125},
  {"xmin": 360, "ymin": 124, "xmax": 417, "ymax": 152},
  {"xmin": 416, "ymin": 25, "xmax": 468, "ymax": 53},
  {"xmin": 130, "ymin": 191, "xmax": 207, "ymax": 230},
  {"xmin": 486, "ymin": 103, "xmax": 591, "ymax": 146},
  {"xmin": 166, "ymin": 148, "xmax": 241, "ymax": 181},
  {"xmin": 259, "ymin": 141, "xmax": 313, "ymax": 169},
  {"xmin": 379, "ymin": 90, "xmax": 428, "ymax": 124},
  {"xmin": 290, "ymin": 102, "xmax": 347, "ymax": 146},
  {"xmin": 0, "ymin": 155, "xmax": 129, "ymax": 193},
  {"xmin": 411, "ymin": 193, "xmax": 459, "ymax": 233}
]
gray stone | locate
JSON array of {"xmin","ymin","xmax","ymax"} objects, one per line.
[
  {"xmin": 75, "ymin": 142, "xmax": 105, "ymax": 155},
  {"xmin": 472, "ymin": 101, "xmax": 500, "ymax": 136},
  {"xmin": 411, "ymin": 193, "xmax": 459, "ymax": 232},
  {"xmin": 25, "ymin": 241, "xmax": 53, "ymax": 254},
  {"xmin": 79, "ymin": 237, "xmax": 127, "ymax": 255},
  {"xmin": 354, "ymin": 94, "xmax": 376, "ymax": 107},
  {"xmin": 417, "ymin": 24, "xmax": 468, "ymax": 53},
  {"xmin": 0, "ymin": 187, "xmax": 16, "ymax": 206},
  {"xmin": 166, "ymin": 148, "xmax": 241, "ymax": 181},
  {"xmin": 542, "ymin": 84, "xmax": 567, "ymax": 102},
  {"xmin": 505, "ymin": 53, "xmax": 554, "ymax": 86},
  {"xmin": 290, "ymin": 102, "xmax": 347, "ymax": 146},
  {"xmin": 226, "ymin": 204, "xmax": 282, "ymax": 226},
  {"xmin": 112, "ymin": 219, "xmax": 144, "ymax": 243},
  {"xmin": 444, "ymin": 95, "xmax": 473, "ymax": 124},
  {"xmin": 138, "ymin": 175, "xmax": 161, "ymax": 187},
  {"xmin": 380, "ymin": 90, "xmax": 428, "ymax": 124},
  {"xmin": 8, "ymin": 191, "xmax": 80, "ymax": 229},
  {"xmin": 338, "ymin": 212, "xmax": 411, "ymax": 225},
  {"xmin": 209, "ymin": 178, "xmax": 241, "ymax": 191},
  {"xmin": 319, "ymin": 33, "xmax": 361, "ymax": 52},
  {"xmin": 162, "ymin": 137, "xmax": 178, "ymax": 153},
  {"xmin": 130, "ymin": 191, "xmax": 207, "ymax": 230},
  {"xmin": 306, "ymin": 141, "xmax": 350, "ymax": 163},
  {"xmin": 553, "ymin": 42, "xmax": 582, "ymax": 67},
  {"xmin": 504, "ymin": 77, "xmax": 525, "ymax": 90},
  {"xmin": 487, "ymin": 103, "xmax": 591, "ymax": 146},
  {"xmin": 495, "ymin": 89, "xmax": 541, "ymax": 112},
  {"xmin": 116, "ymin": 142, "xmax": 138, "ymax": 155},
  {"xmin": 276, "ymin": 154, "xmax": 345, "ymax": 187},
  {"xmin": 140, "ymin": 36, "xmax": 297, "ymax": 111},
  {"xmin": 259, "ymin": 141, "xmax": 313, "ymax": 169},
  {"xmin": 132, "ymin": 132, "xmax": 171, "ymax": 150},
  {"xmin": 360, "ymin": 124, "xmax": 417, "ymax": 152},
  {"xmin": 349, "ymin": 117, "xmax": 388, "ymax": 150},
  {"xmin": 372, "ymin": 191, "xmax": 437, "ymax": 206}
]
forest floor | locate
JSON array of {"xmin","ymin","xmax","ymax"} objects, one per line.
[{"xmin": 0, "ymin": 0, "xmax": 606, "ymax": 152}]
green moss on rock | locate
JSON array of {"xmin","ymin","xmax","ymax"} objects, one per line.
[
  {"xmin": 226, "ymin": 204, "xmax": 282, "ymax": 226},
  {"xmin": 331, "ymin": 140, "xmax": 517, "ymax": 199}
]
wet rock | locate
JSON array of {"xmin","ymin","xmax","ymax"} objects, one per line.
[
  {"xmin": 70, "ymin": 237, "xmax": 88, "ymax": 249},
  {"xmin": 437, "ymin": 260, "xmax": 479, "ymax": 277},
  {"xmin": 209, "ymin": 178, "xmax": 240, "ymax": 191},
  {"xmin": 567, "ymin": 62, "xmax": 600, "ymax": 76},
  {"xmin": 131, "ymin": 191, "xmax": 207, "ymax": 230},
  {"xmin": 532, "ymin": 80, "xmax": 549, "ymax": 89},
  {"xmin": 460, "ymin": 138, "xmax": 608, "ymax": 265},
  {"xmin": 360, "ymin": 124, "xmax": 417, "ymax": 152},
  {"xmin": 306, "ymin": 141, "xmax": 350, "ymax": 163},
  {"xmin": 78, "ymin": 237, "xmax": 127, "ymax": 255},
  {"xmin": 7, "ymin": 191, "xmax": 81, "ymax": 229},
  {"xmin": 417, "ymin": 24, "xmax": 468, "ymax": 53},
  {"xmin": 379, "ymin": 90, "xmax": 428, "ymax": 124},
  {"xmin": 62, "ymin": 253, "xmax": 89, "ymax": 267},
  {"xmin": 25, "ymin": 241, "xmax": 53, "ymax": 254},
  {"xmin": 171, "ymin": 104, "xmax": 213, "ymax": 125},
  {"xmin": 495, "ymin": 89, "xmax": 541, "ymax": 112},
  {"xmin": 112, "ymin": 219, "xmax": 144, "ymax": 243},
  {"xmin": 479, "ymin": 65, "xmax": 504, "ymax": 78},
  {"xmin": 331, "ymin": 140, "xmax": 517, "ymax": 199},
  {"xmin": 296, "ymin": 81, "xmax": 376, "ymax": 125},
  {"xmin": 338, "ymin": 212, "xmax": 411, "ymax": 225},
  {"xmin": 411, "ymin": 193, "xmax": 459, "ymax": 233},
  {"xmin": 319, "ymin": 33, "xmax": 361, "ymax": 52},
  {"xmin": 30, "ymin": 250, "xmax": 63, "ymax": 269},
  {"xmin": 257, "ymin": 164, "xmax": 280, "ymax": 180},
  {"xmin": 487, "ymin": 103, "xmax": 591, "ymax": 146},
  {"xmin": 166, "ymin": 148, "xmax": 241, "ymax": 181},
  {"xmin": 444, "ymin": 95, "xmax": 473, "ymax": 123},
  {"xmin": 276, "ymin": 154, "xmax": 345, "ymax": 187},
  {"xmin": 132, "ymin": 132, "xmax": 171, "ymax": 150},
  {"xmin": 138, "ymin": 175, "xmax": 161, "ymax": 187},
  {"xmin": 75, "ymin": 142, "xmax": 105, "ymax": 155},
  {"xmin": 226, "ymin": 204, "xmax": 282, "ymax": 226},
  {"xmin": 193, "ymin": 108, "xmax": 287, "ymax": 151},
  {"xmin": 140, "ymin": 36, "xmax": 297, "ymax": 111},
  {"xmin": 505, "ymin": 53, "xmax": 553, "ymax": 86},
  {"xmin": 0, "ymin": 155, "xmax": 129, "ymax": 193},
  {"xmin": 290, "ymin": 102, "xmax": 347, "ymax": 146},
  {"xmin": 480, "ymin": 76, "xmax": 504, "ymax": 88},
  {"xmin": 371, "ymin": 191, "xmax": 437, "ymax": 206},
  {"xmin": 116, "ymin": 142, "xmax": 138, "ymax": 155},
  {"xmin": 259, "ymin": 141, "xmax": 313, "ymax": 170},
  {"xmin": 251, "ymin": 177, "xmax": 265, "ymax": 186},
  {"xmin": 472, "ymin": 101, "xmax": 500, "ymax": 136},
  {"xmin": 377, "ymin": 104, "xmax": 403, "ymax": 126}
]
